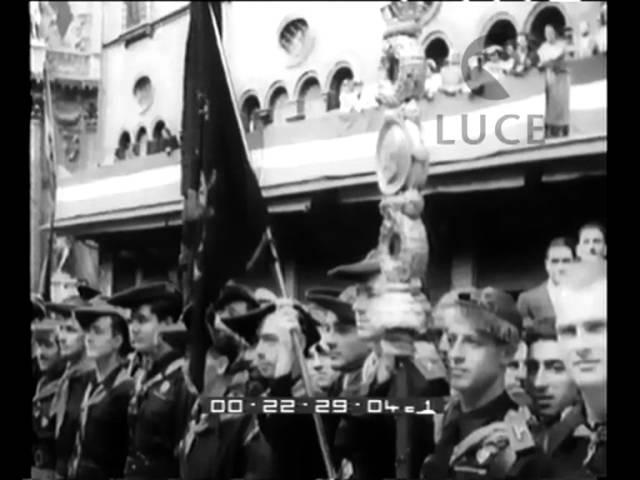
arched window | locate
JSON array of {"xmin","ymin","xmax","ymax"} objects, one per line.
[
  {"xmin": 484, "ymin": 19, "xmax": 517, "ymax": 49},
  {"xmin": 133, "ymin": 75, "xmax": 153, "ymax": 113},
  {"xmin": 327, "ymin": 66, "xmax": 354, "ymax": 111},
  {"xmin": 529, "ymin": 6, "xmax": 567, "ymax": 49},
  {"xmin": 297, "ymin": 77, "xmax": 323, "ymax": 118},
  {"xmin": 424, "ymin": 37, "xmax": 450, "ymax": 70},
  {"xmin": 269, "ymin": 86, "xmax": 290, "ymax": 125},
  {"xmin": 116, "ymin": 131, "xmax": 131, "ymax": 161},
  {"xmin": 152, "ymin": 120, "xmax": 167, "ymax": 140},
  {"xmin": 240, "ymin": 95, "xmax": 261, "ymax": 132},
  {"xmin": 134, "ymin": 127, "xmax": 148, "ymax": 156}
]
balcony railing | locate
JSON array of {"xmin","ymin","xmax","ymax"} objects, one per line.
[{"xmin": 42, "ymin": 50, "xmax": 101, "ymax": 82}]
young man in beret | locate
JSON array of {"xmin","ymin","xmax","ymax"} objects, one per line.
[
  {"xmin": 554, "ymin": 261, "xmax": 607, "ymax": 478},
  {"xmin": 421, "ymin": 287, "xmax": 551, "ymax": 480},
  {"xmin": 108, "ymin": 282, "xmax": 194, "ymax": 480},
  {"xmin": 67, "ymin": 303, "xmax": 135, "ymax": 480},
  {"xmin": 524, "ymin": 319, "xmax": 585, "ymax": 478},
  {"xmin": 31, "ymin": 318, "xmax": 66, "ymax": 479},
  {"xmin": 307, "ymin": 340, "xmax": 341, "ymax": 396},
  {"xmin": 253, "ymin": 299, "xmax": 334, "ymax": 480},
  {"xmin": 48, "ymin": 298, "xmax": 95, "ymax": 480},
  {"xmin": 179, "ymin": 283, "xmax": 276, "ymax": 480}
]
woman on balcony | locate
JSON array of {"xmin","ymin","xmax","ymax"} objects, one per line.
[{"xmin": 537, "ymin": 24, "xmax": 571, "ymax": 139}]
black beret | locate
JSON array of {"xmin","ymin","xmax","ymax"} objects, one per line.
[
  {"xmin": 77, "ymin": 284, "xmax": 102, "ymax": 302},
  {"xmin": 215, "ymin": 283, "xmax": 260, "ymax": 311},
  {"xmin": 219, "ymin": 302, "xmax": 277, "ymax": 346},
  {"xmin": 305, "ymin": 288, "xmax": 356, "ymax": 326},
  {"xmin": 74, "ymin": 303, "xmax": 132, "ymax": 355},
  {"xmin": 31, "ymin": 318, "xmax": 62, "ymax": 341},
  {"xmin": 45, "ymin": 294, "xmax": 90, "ymax": 318},
  {"xmin": 328, "ymin": 249, "xmax": 381, "ymax": 281},
  {"xmin": 108, "ymin": 282, "xmax": 182, "ymax": 314},
  {"xmin": 31, "ymin": 294, "xmax": 46, "ymax": 321},
  {"xmin": 74, "ymin": 304, "xmax": 128, "ymax": 330}
]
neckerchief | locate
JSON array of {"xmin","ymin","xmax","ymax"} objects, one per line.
[
  {"xmin": 50, "ymin": 358, "xmax": 95, "ymax": 437},
  {"xmin": 583, "ymin": 422, "xmax": 606, "ymax": 469},
  {"xmin": 34, "ymin": 376, "xmax": 61, "ymax": 403},
  {"xmin": 181, "ymin": 369, "xmax": 251, "ymax": 456},
  {"xmin": 68, "ymin": 363, "xmax": 131, "ymax": 478}
]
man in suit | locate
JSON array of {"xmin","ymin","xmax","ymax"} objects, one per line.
[{"xmin": 517, "ymin": 237, "xmax": 575, "ymax": 330}]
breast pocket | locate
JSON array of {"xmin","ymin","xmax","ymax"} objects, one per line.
[{"xmin": 140, "ymin": 380, "xmax": 178, "ymax": 437}]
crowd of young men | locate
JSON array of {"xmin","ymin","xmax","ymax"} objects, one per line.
[{"xmin": 31, "ymin": 222, "xmax": 606, "ymax": 480}]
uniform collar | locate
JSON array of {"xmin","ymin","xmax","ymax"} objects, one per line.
[
  {"xmin": 147, "ymin": 348, "xmax": 183, "ymax": 378},
  {"xmin": 64, "ymin": 356, "xmax": 95, "ymax": 379},
  {"xmin": 455, "ymin": 390, "xmax": 516, "ymax": 421}
]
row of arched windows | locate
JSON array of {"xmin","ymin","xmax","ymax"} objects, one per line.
[
  {"xmin": 422, "ymin": 5, "xmax": 569, "ymax": 70},
  {"xmin": 240, "ymin": 64, "xmax": 356, "ymax": 132},
  {"xmin": 240, "ymin": 5, "xmax": 570, "ymax": 133},
  {"xmin": 115, "ymin": 119, "xmax": 178, "ymax": 161}
]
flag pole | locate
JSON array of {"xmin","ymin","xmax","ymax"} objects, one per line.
[
  {"xmin": 205, "ymin": 4, "xmax": 336, "ymax": 478},
  {"xmin": 39, "ymin": 58, "xmax": 59, "ymax": 301}
]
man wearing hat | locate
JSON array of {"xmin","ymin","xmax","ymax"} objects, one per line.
[
  {"xmin": 32, "ymin": 318, "xmax": 66, "ymax": 479},
  {"xmin": 179, "ymin": 283, "xmax": 276, "ymax": 480},
  {"xmin": 306, "ymin": 287, "xmax": 372, "ymax": 396},
  {"xmin": 421, "ymin": 287, "xmax": 551, "ymax": 480},
  {"xmin": 48, "ymin": 296, "xmax": 95, "ymax": 480},
  {"xmin": 307, "ymin": 340, "xmax": 341, "ymax": 396},
  {"xmin": 553, "ymin": 261, "xmax": 607, "ymax": 478},
  {"xmin": 252, "ymin": 300, "xmax": 336, "ymax": 480},
  {"xmin": 67, "ymin": 303, "xmax": 134, "ymax": 480},
  {"xmin": 328, "ymin": 251, "xmax": 449, "ymax": 480},
  {"xmin": 108, "ymin": 282, "xmax": 194, "ymax": 480}
]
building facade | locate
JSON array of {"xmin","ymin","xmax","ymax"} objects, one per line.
[
  {"xmin": 46, "ymin": 1, "xmax": 606, "ymax": 299},
  {"xmin": 30, "ymin": 1, "xmax": 102, "ymax": 293}
]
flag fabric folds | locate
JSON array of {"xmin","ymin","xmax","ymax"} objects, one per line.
[
  {"xmin": 180, "ymin": 1, "xmax": 269, "ymax": 392},
  {"xmin": 40, "ymin": 63, "xmax": 60, "ymax": 301}
]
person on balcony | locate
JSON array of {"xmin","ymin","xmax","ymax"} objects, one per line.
[
  {"xmin": 537, "ymin": 24, "xmax": 571, "ymax": 138},
  {"xmin": 440, "ymin": 52, "xmax": 465, "ymax": 96}
]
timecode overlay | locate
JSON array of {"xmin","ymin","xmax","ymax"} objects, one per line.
[{"xmin": 207, "ymin": 397, "xmax": 448, "ymax": 415}]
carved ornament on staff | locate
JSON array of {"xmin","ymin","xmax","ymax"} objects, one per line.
[{"xmin": 368, "ymin": 2, "xmax": 434, "ymax": 339}]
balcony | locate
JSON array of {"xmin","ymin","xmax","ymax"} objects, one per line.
[{"xmin": 45, "ymin": 50, "xmax": 101, "ymax": 83}]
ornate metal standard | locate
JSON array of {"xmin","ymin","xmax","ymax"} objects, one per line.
[{"xmin": 370, "ymin": 2, "xmax": 434, "ymax": 477}]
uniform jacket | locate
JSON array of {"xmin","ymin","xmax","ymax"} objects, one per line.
[
  {"xmin": 258, "ymin": 374, "xmax": 343, "ymax": 480},
  {"xmin": 517, "ymin": 283, "xmax": 556, "ymax": 328},
  {"xmin": 259, "ymin": 359, "xmax": 450, "ymax": 480},
  {"xmin": 421, "ymin": 391, "xmax": 553, "ymax": 480},
  {"xmin": 124, "ymin": 349, "xmax": 194, "ymax": 480},
  {"xmin": 335, "ymin": 360, "xmax": 450, "ymax": 480},
  {"xmin": 32, "ymin": 371, "xmax": 63, "ymax": 473},
  {"xmin": 51, "ymin": 358, "xmax": 95, "ymax": 479},
  {"xmin": 180, "ymin": 400, "xmax": 276, "ymax": 480},
  {"xmin": 69, "ymin": 362, "xmax": 135, "ymax": 480}
]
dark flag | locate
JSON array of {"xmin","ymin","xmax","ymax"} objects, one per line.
[{"xmin": 180, "ymin": 1, "xmax": 268, "ymax": 392}]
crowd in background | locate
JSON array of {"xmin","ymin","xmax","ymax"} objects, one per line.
[
  {"xmin": 30, "ymin": 219, "xmax": 606, "ymax": 480},
  {"xmin": 338, "ymin": 15, "xmax": 608, "ymax": 139}
]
